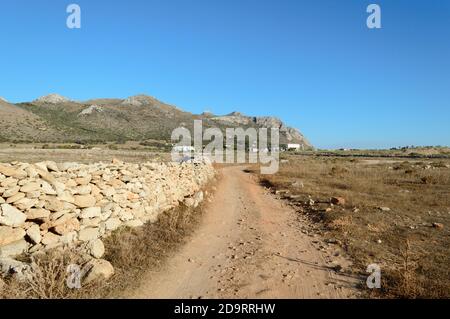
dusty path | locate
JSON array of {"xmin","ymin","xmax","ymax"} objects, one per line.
[{"xmin": 126, "ymin": 166, "xmax": 358, "ymax": 299}]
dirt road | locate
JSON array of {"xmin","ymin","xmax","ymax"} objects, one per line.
[{"xmin": 127, "ymin": 166, "xmax": 358, "ymax": 299}]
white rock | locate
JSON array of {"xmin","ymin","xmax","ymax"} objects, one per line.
[
  {"xmin": 0, "ymin": 165, "xmax": 27, "ymax": 179},
  {"xmin": 58, "ymin": 191, "xmax": 75, "ymax": 204},
  {"xmin": 81, "ymin": 207, "xmax": 102, "ymax": 219},
  {"xmin": 2, "ymin": 186, "xmax": 20, "ymax": 198},
  {"xmin": 41, "ymin": 181, "xmax": 57, "ymax": 195},
  {"xmin": 13, "ymin": 198, "xmax": 37, "ymax": 211},
  {"xmin": 105, "ymin": 218, "xmax": 122, "ymax": 231},
  {"xmin": 78, "ymin": 227, "xmax": 100, "ymax": 242},
  {"xmin": 73, "ymin": 185, "xmax": 91, "ymax": 195},
  {"xmin": 60, "ymin": 231, "xmax": 78, "ymax": 245},
  {"xmin": 26, "ymin": 224, "xmax": 42, "ymax": 244},
  {"xmin": 83, "ymin": 259, "xmax": 114, "ymax": 284},
  {"xmin": 20, "ymin": 182, "xmax": 41, "ymax": 193},
  {"xmin": 26, "ymin": 208, "xmax": 51, "ymax": 220},
  {"xmin": 74, "ymin": 195, "xmax": 96, "ymax": 208},
  {"xmin": 0, "ymin": 239, "xmax": 28, "ymax": 257},
  {"xmin": 124, "ymin": 220, "xmax": 144, "ymax": 228},
  {"xmin": 88, "ymin": 239, "xmax": 105, "ymax": 258},
  {"xmin": 0, "ymin": 226, "xmax": 26, "ymax": 246},
  {"xmin": 0, "ymin": 203, "xmax": 27, "ymax": 227},
  {"xmin": 45, "ymin": 161, "xmax": 59, "ymax": 172},
  {"xmin": 5, "ymin": 192, "xmax": 25, "ymax": 203},
  {"xmin": 118, "ymin": 210, "xmax": 134, "ymax": 221},
  {"xmin": 0, "ymin": 257, "xmax": 33, "ymax": 281},
  {"xmin": 41, "ymin": 232, "xmax": 61, "ymax": 246}
]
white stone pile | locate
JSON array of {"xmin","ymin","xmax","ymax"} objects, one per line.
[{"xmin": 0, "ymin": 159, "xmax": 215, "ymax": 282}]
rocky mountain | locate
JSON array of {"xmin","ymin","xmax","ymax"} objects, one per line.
[
  {"xmin": 0, "ymin": 94, "xmax": 313, "ymax": 148},
  {"xmin": 33, "ymin": 94, "xmax": 73, "ymax": 105},
  {"xmin": 212, "ymin": 113, "xmax": 311, "ymax": 145}
]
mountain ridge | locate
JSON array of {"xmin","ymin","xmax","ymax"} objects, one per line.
[{"xmin": 0, "ymin": 94, "xmax": 313, "ymax": 149}]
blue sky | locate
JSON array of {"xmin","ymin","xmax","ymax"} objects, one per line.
[{"xmin": 0, "ymin": 0, "xmax": 449, "ymax": 149}]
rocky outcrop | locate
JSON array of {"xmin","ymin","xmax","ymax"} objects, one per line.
[
  {"xmin": 33, "ymin": 94, "xmax": 72, "ymax": 104},
  {"xmin": 121, "ymin": 95, "xmax": 158, "ymax": 107},
  {"xmin": 0, "ymin": 159, "xmax": 215, "ymax": 281},
  {"xmin": 212, "ymin": 112, "xmax": 313, "ymax": 148},
  {"xmin": 78, "ymin": 105, "xmax": 104, "ymax": 116}
]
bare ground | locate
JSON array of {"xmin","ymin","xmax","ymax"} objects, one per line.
[
  {"xmin": 0, "ymin": 146, "xmax": 170, "ymax": 164},
  {"xmin": 125, "ymin": 166, "xmax": 359, "ymax": 299}
]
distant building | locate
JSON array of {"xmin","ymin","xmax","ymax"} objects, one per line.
[{"xmin": 287, "ymin": 144, "xmax": 302, "ymax": 151}]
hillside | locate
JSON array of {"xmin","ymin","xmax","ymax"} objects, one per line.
[
  {"xmin": 0, "ymin": 99, "xmax": 60, "ymax": 142},
  {"xmin": 1, "ymin": 94, "xmax": 313, "ymax": 148}
]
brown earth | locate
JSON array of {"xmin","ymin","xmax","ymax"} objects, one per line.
[
  {"xmin": 257, "ymin": 155, "xmax": 450, "ymax": 298},
  {"xmin": 125, "ymin": 166, "xmax": 359, "ymax": 299}
]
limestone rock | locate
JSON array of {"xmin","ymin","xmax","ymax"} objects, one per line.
[
  {"xmin": 81, "ymin": 207, "xmax": 102, "ymax": 219},
  {"xmin": 74, "ymin": 195, "xmax": 96, "ymax": 208},
  {"xmin": 45, "ymin": 198, "xmax": 65, "ymax": 212},
  {"xmin": 2, "ymin": 186, "xmax": 20, "ymax": 198},
  {"xmin": 41, "ymin": 232, "xmax": 61, "ymax": 246},
  {"xmin": 124, "ymin": 220, "xmax": 144, "ymax": 228},
  {"xmin": 0, "ymin": 203, "xmax": 27, "ymax": 227},
  {"xmin": 13, "ymin": 198, "xmax": 37, "ymax": 211},
  {"xmin": 0, "ymin": 165, "xmax": 27, "ymax": 179},
  {"xmin": 0, "ymin": 257, "xmax": 32, "ymax": 281},
  {"xmin": 53, "ymin": 218, "xmax": 80, "ymax": 235},
  {"xmin": 20, "ymin": 182, "xmax": 41, "ymax": 193},
  {"xmin": 0, "ymin": 226, "xmax": 26, "ymax": 246},
  {"xmin": 41, "ymin": 181, "xmax": 57, "ymax": 195},
  {"xmin": 0, "ymin": 239, "xmax": 28, "ymax": 257},
  {"xmin": 6, "ymin": 192, "xmax": 25, "ymax": 204},
  {"xmin": 87, "ymin": 239, "xmax": 105, "ymax": 258},
  {"xmin": 105, "ymin": 218, "xmax": 121, "ymax": 231},
  {"xmin": 79, "ymin": 227, "xmax": 100, "ymax": 242},
  {"xmin": 26, "ymin": 208, "xmax": 51, "ymax": 220},
  {"xmin": 83, "ymin": 259, "xmax": 114, "ymax": 284},
  {"xmin": 26, "ymin": 224, "xmax": 42, "ymax": 244}
]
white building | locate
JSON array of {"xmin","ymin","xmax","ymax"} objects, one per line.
[{"xmin": 287, "ymin": 143, "xmax": 302, "ymax": 151}]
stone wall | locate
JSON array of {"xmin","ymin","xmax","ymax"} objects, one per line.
[{"xmin": 0, "ymin": 159, "xmax": 215, "ymax": 281}]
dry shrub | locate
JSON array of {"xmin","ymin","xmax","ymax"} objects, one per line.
[
  {"xmin": 257, "ymin": 155, "xmax": 450, "ymax": 298},
  {"xmin": 0, "ymin": 249, "xmax": 96, "ymax": 299},
  {"xmin": 326, "ymin": 215, "xmax": 353, "ymax": 231}
]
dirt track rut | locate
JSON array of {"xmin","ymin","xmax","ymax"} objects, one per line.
[{"xmin": 126, "ymin": 166, "xmax": 358, "ymax": 299}]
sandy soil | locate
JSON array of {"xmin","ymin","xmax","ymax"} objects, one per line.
[{"xmin": 125, "ymin": 166, "xmax": 359, "ymax": 299}]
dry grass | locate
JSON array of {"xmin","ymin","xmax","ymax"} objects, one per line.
[
  {"xmin": 255, "ymin": 155, "xmax": 450, "ymax": 298},
  {"xmin": 1, "ymin": 187, "xmax": 213, "ymax": 299}
]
